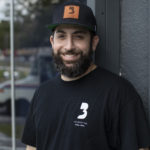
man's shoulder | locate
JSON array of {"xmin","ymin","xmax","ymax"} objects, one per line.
[
  {"xmin": 93, "ymin": 67, "xmax": 139, "ymax": 99},
  {"xmin": 97, "ymin": 67, "xmax": 142, "ymax": 114},
  {"xmin": 94, "ymin": 67, "xmax": 131, "ymax": 87}
]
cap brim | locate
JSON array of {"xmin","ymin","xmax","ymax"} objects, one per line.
[
  {"xmin": 47, "ymin": 24, "xmax": 58, "ymax": 30},
  {"xmin": 47, "ymin": 23, "xmax": 95, "ymax": 33}
]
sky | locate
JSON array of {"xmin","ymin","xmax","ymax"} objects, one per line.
[
  {"xmin": 0, "ymin": 0, "xmax": 36, "ymax": 22},
  {"xmin": 0, "ymin": 0, "xmax": 9, "ymax": 21}
]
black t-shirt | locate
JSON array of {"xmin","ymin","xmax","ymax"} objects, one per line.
[{"xmin": 22, "ymin": 67, "xmax": 150, "ymax": 150}]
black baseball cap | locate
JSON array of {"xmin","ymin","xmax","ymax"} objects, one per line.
[{"xmin": 48, "ymin": 1, "xmax": 97, "ymax": 33}]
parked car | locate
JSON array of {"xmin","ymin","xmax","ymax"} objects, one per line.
[{"xmin": 0, "ymin": 54, "xmax": 57, "ymax": 117}]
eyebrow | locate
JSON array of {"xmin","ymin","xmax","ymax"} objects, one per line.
[{"xmin": 72, "ymin": 30, "xmax": 88, "ymax": 35}]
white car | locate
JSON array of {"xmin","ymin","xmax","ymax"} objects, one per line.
[{"xmin": 0, "ymin": 55, "xmax": 57, "ymax": 116}]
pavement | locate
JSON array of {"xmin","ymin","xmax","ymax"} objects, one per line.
[
  {"xmin": 0, "ymin": 133, "xmax": 26, "ymax": 150},
  {"xmin": 0, "ymin": 116, "xmax": 25, "ymax": 124}
]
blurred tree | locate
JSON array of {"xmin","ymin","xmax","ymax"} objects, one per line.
[
  {"xmin": 13, "ymin": 0, "xmax": 66, "ymax": 48},
  {"xmin": 1, "ymin": 0, "xmax": 86, "ymax": 50},
  {"xmin": 0, "ymin": 21, "xmax": 10, "ymax": 50}
]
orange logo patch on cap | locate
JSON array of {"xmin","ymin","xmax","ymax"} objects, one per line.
[{"xmin": 63, "ymin": 5, "xmax": 80, "ymax": 19}]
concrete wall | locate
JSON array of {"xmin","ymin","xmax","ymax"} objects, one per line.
[{"xmin": 121, "ymin": 0, "xmax": 150, "ymax": 119}]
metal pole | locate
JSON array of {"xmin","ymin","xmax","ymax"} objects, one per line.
[{"xmin": 10, "ymin": 0, "xmax": 16, "ymax": 149}]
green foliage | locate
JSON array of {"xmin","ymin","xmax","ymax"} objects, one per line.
[
  {"xmin": 0, "ymin": 21, "xmax": 10, "ymax": 50},
  {"xmin": 0, "ymin": 123, "xmax": 24, "ymax": 139},
  {"xmin": 0, "ymin": 70, "xmax": 4, "ymax": 81},
  {"xmin": 0, "ymin": 123, "xmax": 11, "ymax": 137},
  {"xmin": 0, "ymin": 0, "xmax": 67, "ymax": 50}
]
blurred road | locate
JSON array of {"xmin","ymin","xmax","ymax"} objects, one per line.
[{"xmin": 0, "ymin": 133, "xmax": 25, "ymax": 150}]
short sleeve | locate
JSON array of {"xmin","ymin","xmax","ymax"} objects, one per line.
[
  {"xmin": 119, "ymin": 89, "xmax": 150, "ymax": 150},
  {"xmin": 21, "ymin": 89, "xmax": 39, "ymax": 147}
]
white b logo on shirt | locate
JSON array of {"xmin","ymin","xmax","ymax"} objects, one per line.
[{"xmin": 77, "ymin": 102, "xmax": 89, "ymax": 119}]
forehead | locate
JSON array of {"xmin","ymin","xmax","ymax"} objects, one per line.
[{"xmin": 54, "ymin": 24, "xmax": 90, "ymax": 34}]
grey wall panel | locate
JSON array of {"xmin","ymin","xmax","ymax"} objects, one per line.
[
  {"xmin": 149, "ymin": 0, "xmax": 150, "ymax": 121},
  {"xmin": 95, "ymin": 0, "xmax": 106, "ymax": 70},
  {"xmin": 121, "ymin": 0, "xmax": 149, "ymax": 118},
  {"xmin": 95, "ymin": 0, "xmax": 120, "ymax": 74}
]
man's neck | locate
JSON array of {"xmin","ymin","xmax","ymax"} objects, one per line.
[{"xmin": 61, "ymin": 64, "xmax": 97, "ymax": 81}]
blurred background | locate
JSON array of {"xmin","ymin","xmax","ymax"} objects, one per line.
[{"xmin": 0, "ymin": 0, "xmax": 77, "ymax": 149}]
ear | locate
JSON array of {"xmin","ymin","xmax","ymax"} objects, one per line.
[
  {"xmin": 50, "ymin": 35, "xmax": 54, "ymax": 47},
  {"xmin": 92, "ymin": 35, "xmax": 99, "ymax": 52}
]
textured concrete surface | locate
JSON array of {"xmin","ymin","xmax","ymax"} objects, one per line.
[{"xmin": 121, "ymin": 0, "xmax": 149, "ymax": 116}]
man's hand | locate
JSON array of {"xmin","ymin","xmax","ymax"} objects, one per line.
[
  {"xmin": 139, "ymin": 148, "xmax": 149, "ymax": 150},
  {"xmin": 26, "ymin": 145, "xmax": 36, "ymax": 150}
]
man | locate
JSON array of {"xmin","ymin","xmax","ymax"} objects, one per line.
[{"xmin": 22, "ymin": 1, "xmax": 150, "ymax": 150}]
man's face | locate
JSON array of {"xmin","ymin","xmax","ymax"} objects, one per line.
[{"xmin": 50, "ymin": 24, "xmax": 99, "ymax": 78}]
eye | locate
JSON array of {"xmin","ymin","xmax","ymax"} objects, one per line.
[
  {"xmin": 74, "ymin": 35, "xmax": 84, "ymax": 39},
  {"xmin": 56, "ymin": 34, "xmax": 65, "ymax": 39}
]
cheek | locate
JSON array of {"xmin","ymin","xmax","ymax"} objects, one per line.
[
  {"xmin": 52, "ymin": 42, "xmax": 62, "ymax": 54},
  {"xmin": 77, "ymin": 37, "xmax": 91, "ymax": 51},
  {"xmin": 77, "ymin": 42, "xmax": 91, "ymax": 53}
]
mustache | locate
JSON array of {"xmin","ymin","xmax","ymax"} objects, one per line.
[{"xmin": 59, "ymin": 49, "xmax": 82, "ymax": 55}]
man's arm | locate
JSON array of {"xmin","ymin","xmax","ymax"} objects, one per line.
[
  {"xmin": 26, "ymin": 145, "xmax": 36, "ymax": 150},
  {"xmin": 25, "ymin": 146, "xmax": 149, "ymax": 150}
]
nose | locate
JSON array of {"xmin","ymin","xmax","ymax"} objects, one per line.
[{"xmin": 64, "ymin": 36, "xmax": 75, "ymax": 50}]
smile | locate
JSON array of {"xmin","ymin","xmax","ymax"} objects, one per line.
[{"xmin": 61, "ymin": 54, "xmax": 80, "ymax": 61}]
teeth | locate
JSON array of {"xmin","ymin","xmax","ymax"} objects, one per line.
[
  {"xmin": 64, "ymin": 55, "xmax": 75, "ymax": 58},
  {"xmin": 63, "ymin": 54, "xmax": 77, "ymax": 57},
  {"xmin": 63, "ymin": 54, "xmax": 77, "ymax": 56},
  {"xmin": 61, "ymin": 53, "xmax": 79, "ymax": 61}
]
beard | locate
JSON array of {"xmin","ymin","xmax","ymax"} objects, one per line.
[{"xmin": 52, "ymin": 47, "xmax": 93, "ymax": 78}]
